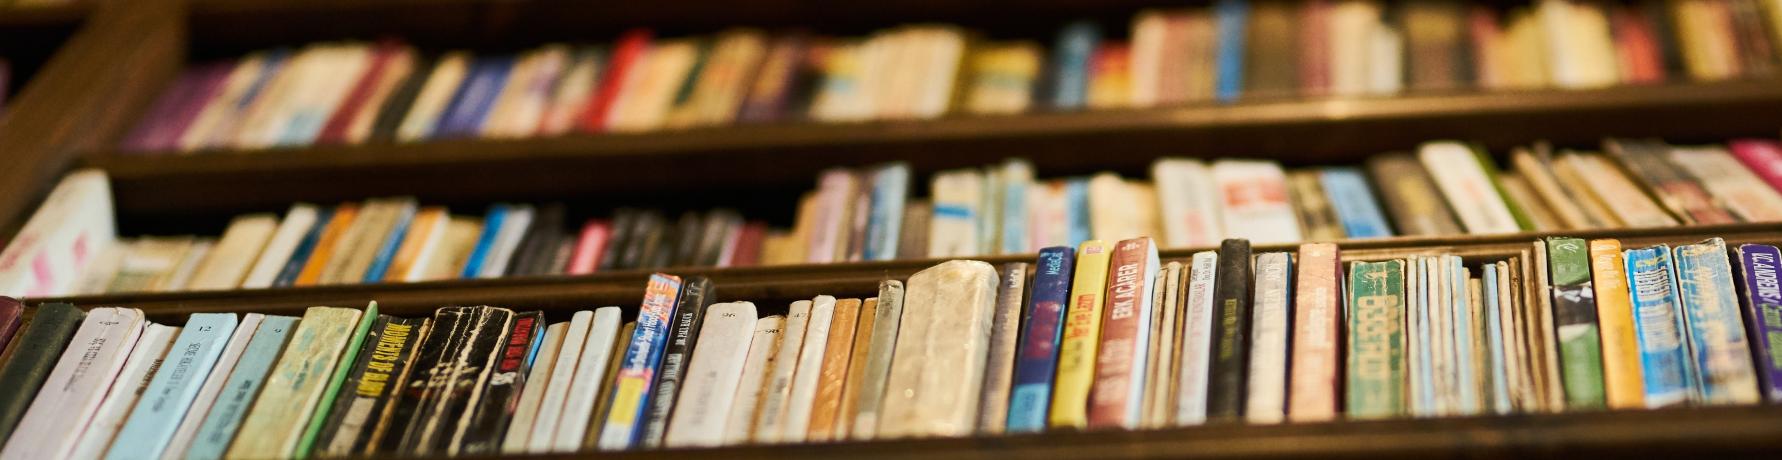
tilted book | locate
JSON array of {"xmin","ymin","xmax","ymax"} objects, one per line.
[
  {"xmin": 835, "ymin": 298, "xmax": 879, "ymax": 439},
  {"xmin": 1174, "ymin": 251, "xmax": 1218, "ymax": 426},
  {"xmin": 597, "ymin": 273, "xmax": 684, "ymax": 450},
  {"xmin": 549, "ymin": 307, "xmax": 623, "ymax": 452},
  {"xmin": 779, "ymin": 296, "xmax": 838, "ymax": 442},
  {"xmin": 381, "ymin": 308, "xmax": 468, "ymax": 454},
  {"xmin": 977, "ymin": 263, "xmax": 1028, "ymax": 434},
  {"xmin": 638, "ymin": 277, "xmax": 714, "ymax": 448},
  {"xmin": 185, "ymin": 315, "xmax": 297, "ymax": 460},
  {"xmin": 1675, "ymin": 239, "xmax": 1761, "ymax": 405},
  {"xmin": 1622, "ymin": 245, "xmax": 1695, "ymax": 407},
  {"xmin": 501, "ymin": 322, "xmax": 565, "ymax": 454},
  {"xmin": 226, "ymin": 306, "xmax": 365, "ymax": 459},
  {"xmin": 1089, "ymin": 238, "xmax": 1161, "ymax": 430},
  {"xmin": 664, "ymin": 302, "xmax": 759, "ymax": 447},
  {"xmin": 162, "ymin": 314, "xmax": 266, "ymax": 460},
  {"xmin": 724, "ymin": 315, "xmax": 786, "ymax": 445},
  {"xmin": 848, "ymin": 281, "xmax": 904, "ymax": 440},
  {"xmin": 879, "ymin": 261, "xmax": 999, "ymax": 439},
  {"xmin": 1049, "ymin": 240, "xmax": 1112, "ymax": 429},
  {"xmin": 68, "ymin": 323, "xmax": 178, "ymax": 460},
  {"xmin": 1007, "ymin": 247, "xmax": 1075, "ymax": 433},
  {"xmin": 1545, "ymin": 238, "xmax": 1608, "ymax": 409},
  {"xmin": 455, "ymin": 311, "xmax": 544, "ymax": 454},
  {"xmin": 1, "ymin": 307, "xmax": 143, "ymax": 460},
  {"xmin": 753, "ymin": 300, "xmax": 811, "ymax": 443},
  {"xmin": 296, "ymin": 305, "xmax": 382, "ymax": 458},
  {"xmin": 807, "ymin": 298, "xmax": 862, "ymax": 440},
  {"xmin": 318, "ymin": 314, "xmax": 428, "ymax": 457},
  {"xmin": 105, "ymin": 313, "xmax": 237, "ymax": 460}
]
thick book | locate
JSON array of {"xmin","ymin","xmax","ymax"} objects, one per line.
[
  {"xmin": 597, "ymin": 273, "xmax": 684, "ymax": 450},
  {"xmin": 1049, "ymin": 240, "xmax": 1112, "ymax": 429},
  {"xmin": 848, "ymin": 281, "xmax": 904, "ymax": 440},
  {"xmin": 639, "ymin": 276, "xmax": 714, "ymax": 448},
  {"xmin": 1736, "ymin": 244, "xmax": 1782, "ymax": 402},
  {"xmin": 1089, "ymin": 238, "xmax": 1162, "ymax": 429},
  {"xmin": 977, "ymin": 263, "xmax": 1028, "ymax": 434},
  {"xmin": 549, "ymin": 307, "xmax": 622, "ymax": 452},
  {"xmin": 1006, "ymin": 247, "xmax": 1075, "ymax": 433},
  {"xmin": 1174, "ymin": 251, "xmax": 1219, "ymax": 426},
  {"xmin": 227, "ymin": 306, "xmax": 366, "ymax": 459},
  {"xmin": 67, "ymin": 323, "xmax": 178, "ymax": 460},
  {"xmin": 378, "ymin": 307, "xmax": 467, "ymax": 454},
  {"xmin": 1674, "ymin": 239, "xmax": 1762, "ymax": 405},
  {"xmin": 1545, "ymin": 237, "xmax": 1607, "ymax": 409},
  {"xmin": 1, "ymin": 307, "xmax": 143, "ymax": 460},
  {"xmin": 1245, "ymin": 252, "xmax": 1294, "ymax": 424},
  {"xmin": 317, "ymin": 314, "xmax": 428, "ymax": 457},
  {"xmin": 162, "ymin": 314, "xmax": 267, "ymax": 460},
  {"xmin": 185, "ymin": 315, "xmax": 298, "ymax": 460},
  {"xmin": 0, "ymin": 303, "xmax": 84, "ymax": 441},
  {"xmin": 455, "ymin": 311, "xmax": 543, "ymax": 454},
  {"xmin": 1589, "ymin": 240, "xmax": 1647, "ymax": 409},
  {"xmin": 105, "ymin": 313, "xmax": 237, "ymax": 460},
  {"xmin": 1347, "ymin": 259, "xmax": 1406, "ymax": 419},
  {"xmin": 879, "ymin": 260, "xmax": 999, "ymax": 439},
  {"xmin": 663, "ymin": 302, "xmax": 759, "ymax": 447},
  {"xmin": 1207, "ymin": 239, "xmax": 1254, "ymax": 420},
  {"xmin": 1623, "ymin": 245, "xmax": 1695, "ymax": 408},
  {"xmin": 1289, "ymin": 243, "xmax": 1341, "ymax": 422},
  {"xmin": 0, "ymin": 170, "xmax": 115, "ymax": 298},
  {"xmin": 425, "ymin": 307, "xmax": 514, "ymax": 457}
]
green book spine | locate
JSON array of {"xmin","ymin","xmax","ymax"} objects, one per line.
[
  {"xmin": 0, "ymin": 303, "xmax": 85, "ymax": 440},
  {"xmin": 1475, "ymin": 145, "xmax": 1535, "ymax": 231},
  {"xmin": 295, "ymin": 302, "xmax": 381, "ymax": 458},
  {"xmin": 1546, "ymin": 237, "xmax": 1607, "ymax": 408},
  {"xmin": 1346, "ymin": 260, "xmax": 1407, "ymax": 418}
]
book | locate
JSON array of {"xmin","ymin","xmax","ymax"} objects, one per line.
[
  {"xmin": 501, "ymin": 322, "xmax": 566, "ymax": 454},
  {"xmin": 1289, "ymin": 243, "xmax": 1341, "ymax": 422},
  {"xmin": 187, "ymin": 214, "xmax": 277, "ymax": 290},
  {"xmin": 1152, "ymin": 159, "xmax": 1224, "ymax": 248},
  {"xmin": 1049, "ymin": 240, "xmax": 1112, "ymax": 429},
  {"xmin": 1320, "ymin": 168, "xmax": 1395, "ymax": 238},
  {"xmin": 1245, "ymin": 252, "xmax": 1294, "ymax": 424},
  {"xmin": 1046, "ymin": 21, "xmax": 1099, "ymax": 109},
  {"xmin": 104, "ymin": 313, "xmax": 236, "ymax": 460},
  {"xmin": 1670, "ymin": 145, "xmax": 1782, "ymax": 222},
  {"xmin": 1674, "ymin": 238, "xmax": 1762, "ymax": 405},
  {"xmin": 977, "ymin": 263, "xmax": 1028, "ymax": 434},
  {"xmin": 185, "ymin": 315, "xmax": 297, "ymax": 460},
  {"xmin": 162, "ymin": 314, "xmax": 266, "ymax": 459},
  {"xmin": 1141, "ymin": 261, "xmax": 1183, "ymax": 428},
  {"xmin": 0, "ymin": 170, "xmax": 116, "ymax": 298},
  {"xmin": 1348, "ymin": 259, "xmax": 1407, "ymax": 419},
  {"xmin": 0, "ymin": 303, "xmax": 83, "ymax": 442},
  {"xmin": 1545, "ymin": 237, "xmax": 1607, "ymax": 409},
  {"xmin": 1735, "ymin": 244, "xmax": 1782, "ymax": 401},
  {"xmin": 928, "ymin": 169, "xmax": 983, "ymax": 257},
  {"xmin": 447, "ymin": 310, "xmax": 539, "ymax": 453},
  {"xmin": 879, "ymin": 260, "xmax": 999, "ymax": 439},
  {"xmin": 421, "ymin": 306, "xmax": 514, "ymax": 456},
  {"xmin": 1174, "ymin": 251, "xmax": 1218, "ymax": 426},
  {"xmin": 1589, "ymin": 240, "xmax": 1647, "ymax": 409},
  {"xmin": 67, "ymin": 323, "xmax": 179, "ymax": 460},
  {"xmin": 723, "ymin": 315, "xmax": 786, "ymax": 445},
  {"xmin": 1605, "ymin": 139, "xmax": 1736, "ymax": 225},
  {"xmin": 0, "ymin": 300, "xmax": 17, "ymax": 354},
  {"xmin": 1366, "ymin": 153, "xmax": 1464, "ymax": 236},
  {"xmin": 834, "ymin": 297, "xmax": 879, "ymax": 439},
  {"xmin": 663, "ymin": 302, "xmax": 758, "ymax": 447},
  {"xmin": 1089, "ymin": 238, "xmax": 1162, "ymax": 429},
  {"xmin": 1211, "ymin": 160, "xmax": 1300, "ymax": 244},
  {"xmin": 1213, "ymin": 0, "xmax": 1252, "ymax": 102},
  {"xmin": 1623, "ymin": 245, "xmax": 1695, "ymax": 408},
  {"xmin": 807, "ymin": 298, "xmax": 862, "ymax": 440},
  {"xmin": 848, "ymin": 281, "xmax": 904, "ymax": 440},
  {"xmin": 1006, "ymin": 247, "xmax": 1074, "ymax": 433},
  {"xmin": 1729, "ymin": 139, "xmax": 1782, "ymax": 194},
  {"xmin": 1287, "ymin": 170, "xmax": 1344, "ymax": 240},
  {"xmin": 528, "ymin": 312, "xmax": 591, "ymax": 453},
  {"xmin": 227, "ymin": 306, "xmax": 366, "ymax": 459},
  {"xmin": 381, "ymin": 307, "xmax": 468, "ymax": 454},
  {"xmin": 294, "ymin": 203, "xmax": 360, "ymax": 286},
  {"xmin": 1207, "ymin": 239, "xmax": 1254, "ymax": 420},
  {"xmin": 317, "ymin": 314, "xmax": 427, "ymax": 457},
  {"xmin": 1561, "ymin": 153, "xmax": 1677, "ymax": 227},
  {"xmin": 380, "ymin": 207, "xmax": 449, "ymax": 282},
  {"xmin": 779, "ymin": 296, "xmax": 837, "ymax": 443},
  {"xmin": 271, "ymin": 207, "xmax": 335, "ymax": 287},
  {"xmin": 2, "ymin": 308, "xmax": 144, "ymax": 460},
  {"xmin": 639, "ymin": 276, "xmax": 714, "ymax": 448},
  {"xmin": 753, "ymin": 299, "xmax": 811, "ymax": 442},
  {"xmin": 550, "ymin": 307, "xmax": 622, "ymax": 452},
  {"xmin": 296, "ymin": 305, "xmax": 381, "ymax": 458},
  {"xmin": 1420, "ymin": 142, "xmax": 1521, "ymax": 234},
  {"xmin": 596, "ymin": 273, "xmax": 683, "ymax": 450}
]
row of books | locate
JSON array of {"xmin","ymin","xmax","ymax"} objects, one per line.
[
  {"xmin": 11, "ymin": 135, "xmax": 1782, "ymax": 298},
  {"xmin": 0, "ymin": 234, "xmax": 1777, "ymax": 460},
  {"xmin": 116, "ymin": 0, "xmax": 1782, "ymax": 153}
]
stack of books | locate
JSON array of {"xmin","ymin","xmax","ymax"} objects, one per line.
[
  {"xmin": 117, "ymin": 0, "xmax": 1782, "ymax": 153},
  {"xmin": 0, "ymin": 233, "xmax": 1776, "ymax": 459}
]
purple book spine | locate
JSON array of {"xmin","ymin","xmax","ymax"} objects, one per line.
[
  {"xmin": 121, "ymin": 67, "xmax": 205, "ymax": 152},
  {"xmin": 1738, "ymin": 243, "xmax": 1782, "ymax": 402},
  {"xmin": 148, "ymin": 63, "xmax": 235, "ymax": 151}
]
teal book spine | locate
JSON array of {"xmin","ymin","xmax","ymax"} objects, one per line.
[
  {"xmin": 184, "ymin": 315, "xmax": 299, "ymax": 460},
  {"xmin": 104, "ymin": 313, "xmax": 239, "ymax": 460},
  {"xmin": 294, "ymin": 303, "xmax": 380, "ymax": 458}
]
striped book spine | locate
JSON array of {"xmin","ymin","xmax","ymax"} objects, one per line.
[
  {"xmin": 597, "ymin": 273, "xmax": 684, "ymax": 450},
  {"xmin": 1006, "ymin": 247, "xmax": 1075, "ymax": 433}
]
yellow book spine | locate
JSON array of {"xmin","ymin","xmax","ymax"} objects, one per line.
[
  {"xmin": 295, "ymin": 204, "xmax": 360, "ymax": 286},
  {"xmin": 1589, "ymin": 239, "xmax": 1645, "ymax": 409},
  {"xmin": 1048, "ymin": 240, "xmax": 1112, "ymax": 428}
]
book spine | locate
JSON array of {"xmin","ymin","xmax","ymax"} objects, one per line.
[
  {"xmin": 864, "ymin": 163, "xmax": 910, "ymax": 261},
  {"xmin": 227, "ymin": 307, "xmax": 364, "ymax": 459},
  {"xmin": 1174, "ymin": 251, "xmax": 1219, "ymax": 425},
  {"xmin": 723, "ymin": 315, "xmax": 784, "ymax": 444},
  {"xmin": 460, "ymin": 206, "xmax": 508, "ymax": 279},
  {"xmin": 1729, "ymin": 139, "xmax": 1782, "ymax": 193},
  {"xmin": 1622, "ymin": 246, "xmax": 1695, "ymax": 408},
  {"xmin": 66, "ymin": 323, "xmax": 177, "ymax": 460},
  {"xmin": 1049, "ymin": 21, "xmax": 1098, "ymax": 110},
  {"xmin": 325, "ymin": 315, "xmax": 425, "ymax": 457},
  {"xmin": 296, "ymin": 305, "xmax": 382, "ymax": 458},
  {"xmin": 1089, "ymin": 238, "xmax": 1159, "ymax": 429},
  {"xmin": 1320, "ymin": 168, "xmax": 1394, "ymax": 238},
  {"xmin": 1737, "ymin": 244, "xmax": 1782, "ymax": 402},
  {"xmin": 386, "ymin": 308, "xmax": 469, "ymax": 454},
  {"xmin": 664, "ymin": 301, "xmax": 759, "ymax": 447},
  {"xmin": 105, "ymin": 313, "xmax": 233, "ymax": 459},
  {"xmin": 1289, "ymin": 243, "xmax": 1340, "ymax": 422},
  {"xmin": 1589, "ymin": 240, "xmax": 1647, "ymax": 409},
  {"xmin": 185, "ymin": 316, "xmax": 298, "ymax": 460},
  {"xmin": 4, "ymin": 307, "xmax": 141, "ymax": 460},
  {"xmin": 639, "ymin": 277, "xmax": 713, "ymax": 448},
  {"xmin": 363, "ymin": 205, "xmax": 416, "ymax": 283},
  {"xmin": 1213, "ymin": 0, "xmax": 1250, "ymax": 102},
  {"xmin": 849, "ymin": 281, "xmax": 904, "ymax": 440},
  {"xmin": 876, "ymin": 261, "xmax": 999, "ymax": 439},
  {"xmin": 1545, "ymin": 237, "xmax": 1607, "ymax": 409},
  {"xmin": 978, "ymin": 263, "xmax": 1028, "ymax": 434},
  {"xmin": 597, "ymin": 273, "xmax": 684, "ymax": 450},
  {"xmin": 552, "ymin": 307, "xmax": 623, "ymax": 452},
  {"xmin": 0, "ymin": 303, "xmax": 82, "ymax": 440},
  {"xmin": 1207, "ymin": 239, "xmax": 1253, "ymax": 420},
  {"xmin": 1048, "ymin": 240, "xmax": 1112, "ymax": 428},
  {"xmin": 434, "ymin": 307, "xmax": 514, "ymax": 456},
  {"xmin": 1675, "ymin": 239, "xmax": 1762, "ymax": 405},
  {"xmin": 272, "ymin": 208, "xmax": 334, "ymax": 287},
  {"xmin": 1006, "ymin": 247, "xmax": 1075, "ymax": 433},
  {"xmin": 1245, "ymin": 252, "xmax": 1293, "ymax": 424},
  {"xmin": 313, "ymin": 314, "xmax": 395, "ymax": 455},
  {"xmin": 456, "ymin": 311, "xmax": 542, "ymax": 454},
  {"xmin": 1347, "ymin": 259, "xmax": 1406, "ymax": 419}
]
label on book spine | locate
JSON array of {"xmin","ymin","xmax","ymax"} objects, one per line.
[
  {"xmin": 1545, "ymin": 237, "xmax": 1607, "ymax": 409},
  {"xmin": 597, "ymin": 273, "xmax": 683, "ymax": 450},
  {"xmin": 1006, "ymin": 247, "xmax": 1075, "ymax": 433},
  {"xmin": 1623, "ymin": 246, "xmax": 1694, "ymax": 408},
  {"xmin": 1737, "ymin": 244, "xmax": 1782, "ymax": 402},
  {"xmin": 1675, "ymin": 239, "xmax": 1761, "ymax": 405},
  {"xmin": 1347, "ymin": 260, "xmax": 1406, "ymax": 419}
]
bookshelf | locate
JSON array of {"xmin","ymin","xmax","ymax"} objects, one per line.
[{"xmin": 7, "ymin": 0, "xmax": 1782, "ymax": 458}]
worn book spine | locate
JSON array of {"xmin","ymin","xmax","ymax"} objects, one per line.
[
  {"xmin": 433, "ymin": 307, "xmax": 516, "ymax": 456},
  {"xmin": 724, "ymin": 315, "xmax": 785, "ymax": 445},
  {"xmin": 849, "ymin": 281, "xmax": 904, "ymax": 440},
  {"xmin": 296, "ymin": 304, "xmax": 382, "ymax": 458},
  {"xmin": 977, "ymin": 263, "xmax": 1028, "ymax": 434},
  {"xmin": 551, "ymin": 307, "xmax": 622, "ymax": 452},
  {"xmin": 313, "ymin": 314, "xmax": 393, "ymax": 456},
  {"xmin": 226, "ymin": 306, "xmax": 365, "ymax": 459},
  {"xmin": 1347, "ymin": 260, "xmax": 1407, "ymax": 419},
  {"xmin": 879, "ymin": 261, "xmax": 1000, "ymax": 439},
  {"xmin": 1675, "ymin": 239, "xmax": 1762, "ymax": 405},
  {"xmin": 1142, "ymin": 261, "xmax": 1183, "ymax": 428},
  {"xmin": 1545, "ymin": 237, "xmax": 1608, "ymax": 409},
  {"xmin": 383, "ymin": 308, "xmax": 469, "ymax": 454},
  {"xmin": 103, "ymin": 313, "xmax": 235, "ymax": 460},
  {"xmin": 807, "ymin": 298, "xmax": 862, "ymax": 440},
  {"xmin": 1588, "ymin": 240, "xmax": 1646, "ymax": 409},
  {"xmin": 2, "ymin": 307, "xmax": 142, "ymax": 460},
  {"xmin": 1007, "ymin": 247, "xmax": 1075, "ymax": 433},
  {"xmin": 1174, "ymin": 251, "xmax": 1219, "ymax": 426},
  {"xmin": 502, "ymin": 322, "xmax": 563, "ymax": 454},
  {"xmin": 664, "ymin": 302, "xmax": 759, "ymax": 447},
  {"xmin": 753, "ymin": 300, "xmax": 811, "ymax": 443},
  {"xmin": 1050, "ymin": 240, "xmax": 1112, "ymax": 428},
  {"xmin": 326, "ymin": 315, "xmax": 426, "ymax": 457},
  {"xmin": 1245, "ymin": 252, "xmax": 1293, "ymax": 424},
  {"xmin": 1623, "ymin": 245, "xmax": 1694, "ymax": 408},
  {"xmin": 1207, "ymin": 239, "xmax": 1254, "ymax": 420},
  {"xmin": 0, "ymin": 303, "xmax": 89, "ymax": 440},
  {"xmin": 1289, "ymin": 243, "xmax": 1341, "ymax": 422},
  {"xmin": 638, "ymin": 277, "xmax": 713, "ymax": 448},
  {"xmin": 597, "ymin": 273, "xmax": 684, "ymax": 450},
  {"xmin": 185, "ymin": 316, "xmax": 297, "ymax": 460},
  {"xmin": 1736, "ymin": 244, "xmax": 1782, "ymax": 402},
  {"xmin": 455, "ymin": 311, "xmax": 542, "ymax": 454},
  {"xmin": 163, "ymin": 314, "xmax": 265, "ymax": 460},
  {"xmin": 1089, "ymin": 238, "xmax": 1161, "ymax": 429},
  {"xmin": 68, "ymin": 323, "xmax": 178, "ymax": 460},
  {"xmin": 834, "ymin": 298, "xmax": 878, "ymax": 439},
  {"xmin": 779, "ymin": 296, "xmax": 837, "ymax": 443}
]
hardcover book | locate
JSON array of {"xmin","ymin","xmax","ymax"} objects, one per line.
[{"xmin": 1207, "ymin": 239, "xmax": 1254, "ymax": 420}]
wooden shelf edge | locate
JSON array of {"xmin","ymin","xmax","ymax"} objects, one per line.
[{"xmin": 0, "ymin": 2, "xmax": 90, "ymax": 28}]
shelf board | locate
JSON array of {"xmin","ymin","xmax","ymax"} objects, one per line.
[
  {"xmin": 84, "ymin": 81, "xmax": 1782, "ymax": 217},
  {"xmin": 0, "ymin": 2, "xmax": 88, "ymax": 29}
]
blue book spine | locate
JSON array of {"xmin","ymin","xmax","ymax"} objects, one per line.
[
  {"xmin": 1065, "ymin": 178, "xmax": 1091, "ymax": 248},
  {"xmin": 184, "ymin": 316, "xmax": 298, "ymax": 460},
  {"xmin": 1049, "ymin": 21, "xmax": 1098, "ymax": 110},
  {"xmin": 1319, "ymin": 168, "xmax": 1395, "ymax": 238},
  {"xmin": 1736, "ymin": 243, "xmax": 1782, "ymax": 401},
  {"xmin": 1005, "ymin": 247, "xmax": 1076, "ymax": 433},
  {"xmin": 1483, "ymin": 267, "xmax": 1511, "ymax": 414},
  {"xmin": 434, "ymin": 58, "xmax": 514, "ymax": 138},
  {"xmin": 1449, "ymin": 256, "xmax": 1477, "ymax": 414},
  {"xmin": 864, "ymin": 163, "xmax": 910, "ymax": 261},
  {"xmin": 1213, "ymin": 0, "xmax": 1249, "ymax": 103},
  {"xmin": 272, "ymin": 208, "xmax": 335, "ymax": 287},
  {"xmin": 362, "ymin": 205, "xmax": 417, "ymax": 283},
  {"xmin": 1674, "ymin": 239, "xmax": 1762, "ymax": 405},
  {"xmin": 105, "ymin": 313, "xmax": 240, "ymax": 460},
  {"xmin": 1413, "ymin": 258, "xmax": 1435, "ymax": 416},
  {"xmin": 1001, "ymin": 166, "xmax": 1029, "ymax": 255},
  {"xmin": 460, "ymin": 205, "xmax": 509, "ymax": 279},
  {"xmin": 1624, "ymin": 245, "xmax": 1697, "ymax": 408},
  {"xmin": 597, "ymin": 273, "xmax": 683, "ymax": 450}
]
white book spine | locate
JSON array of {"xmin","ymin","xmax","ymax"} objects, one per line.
[
  {"xmin": 67, "ymin": 324, "xmax": 180, "ymax": 460},
  {"xmin": 0, "ymin": 169, "xmax": 116, "ymax": 298},
  {"xmin": 0, "ymin": 308, "xmax": 145, "ymax": 460},
  {"xmin": 751, "ymin": 301, "xmax": 811, "ymax": 443},
  {"xmin": 240, "ymin": 204, "xmax": 319, "ymax": 289},
  {"xmin": 527, "ymin": 311, "xmax": 592, "ymax": 452},
  {"xmin": 1418, "ymin": 142, "xmax": 1520, "ymax": 234},
  {"xmin": 549, "ymin": 307, "xmax": 622, "ymax": 452},
  {"xmin": 1152, "ymin": 159, "xmax": 1223, "ymax": 248},
  {"xmin": 1174, "ymin": 252, "xmax": 1218, "ymax": 425},
  {"xmin": 1211, "ymin": 160, "xmax": 1301, "ymax": 244},
  {"xmin": 722, "ymin": 316, "xmax": 785, "ymax": 445},
  {"xmin": 502, "ymin": 323, "xmax": 567, "ymax": 454},
  {"xmin": 664, "ymin": 302, "xmax": 759, "ymax": 447},
  {"xmin": 928, "ymin": 170, "xmax": 983, "ymax": 257},
  {"xmin": 187, "ymin": 215, "xmax": 278, "ymax": 291},
  {"xmin": 1245, "ymin": 253, "xmax": 1293, "ymax": 424},
  {"xmin": 778, "ymin": 296, "xmax": 837, "ymax": 442}
]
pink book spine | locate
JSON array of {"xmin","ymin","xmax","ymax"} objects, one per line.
[
  {"xmin": 567, "ymin": 219, "xmax": 611, "ymax": 275},
  {"xmin": 1730, "ymin": 139, "xmax": 1782, "ymax": 193}
]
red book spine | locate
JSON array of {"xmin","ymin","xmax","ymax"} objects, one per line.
[
  {"xmin": 725, "ymin": 221, "xmax": 768, "ymax": 267},
  {"xmin": 1298, "ymin": 0, "xmax": 1330, "ymax": 95},
  {"xmin": 580, "ymin": 29, "xmax": 652, "ymax": 133},
  {"xmin": 1087, "ymin": 237, "xmax": 1149, "ymax": 429},
  {"xmin": 1730, "ymin": 139, "xmax": 1782, "ymax": 194},
  {"xmin": 317, "ymin": 41, "xmax": 400, "ymax": 144},
  {"xmin": 1467, "ymin": 6, "xmax": 1502, "ymax": 89},
  {"xmin": 567, "ymin": 219, "xmax": 612, "ymax": 275}
]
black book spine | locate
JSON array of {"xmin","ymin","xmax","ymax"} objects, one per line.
[
  {"xmin": 507, "ymin": 204, "xmax": 565, "ymax": 277},
  {"xmin": 388, "ymin": 307, "xmax": 469, "ymax": 454},
  {"xmin": 600, "ymin": 209, "xmax": 638, "ymax": 270},
  {"xmin": 457, "ymin": 311, "xmax": 544, "ymax": 454},
  {"xmin": 1207, "ymin": 239, "xmax": 1253, "ymax": 420},
  {"xmin": 0, "ymin": 303, "xmax": 84, "ymax": 440},
  {"xmin": 670, "ymin": 211, "xmax": 705, "ymax": 267},
  {"xmin": 353, "ymin": 316, "xmax": 429, "ymax": 455},
  {"xmin": 432, "ymin": 307, "xmax": 515, "ymax": 455},
  {"xmin": 637, "ymin": 276, "xmax": 713, "ymax": 448},
  {"xmin": 368, "ymin": 55, "xmax": 437, "ymax": 143},
  {"xmin": 623, "ymin": 211, "xmax": 664, "ymax": 270},
  {"xmin": 313, "ymin": 315, "xmax": 393, "ymax": 457}
]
